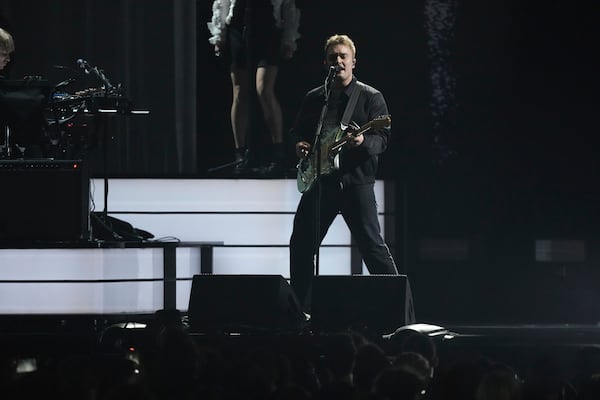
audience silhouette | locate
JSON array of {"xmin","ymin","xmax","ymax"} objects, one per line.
[{"xmin": 2, "ymin": 314, "xmax": 600, "ymax": 400}]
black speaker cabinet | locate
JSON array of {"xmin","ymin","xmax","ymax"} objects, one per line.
[
  {"xmin": 0, "ymin": 159, "xmax": 90, "ymax": 242},
  {"xmin": 187, "ymin": 274, "xmax": 305, "ymax": 333},
  {"xmin": 311, "ymin": 275, "xmax": 416, "ymax": 334}
]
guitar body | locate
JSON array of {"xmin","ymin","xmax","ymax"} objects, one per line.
[
  {"xmin": 296, "ymin": 129, "xmax": 343, "ymax": 193},
  {"xmin": 296, "ymin": 115, "xmax": 391, "ymax": 193}
]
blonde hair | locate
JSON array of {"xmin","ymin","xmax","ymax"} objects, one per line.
[
  {"xmin": 0, "ymin": 27, "xmax": 15, "ymax": 53},
  {"xmin": 324, "ymin": 34, "xmax": 356, "ymax": 58}
]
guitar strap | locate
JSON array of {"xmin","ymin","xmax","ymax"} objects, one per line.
[{"xmin": 340, "ymin": 81, "xmax": 363, "ymax": 130}]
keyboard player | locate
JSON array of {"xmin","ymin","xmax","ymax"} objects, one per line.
[{"xmin": 1, "ymin": 27, "xmax": 47, "ymax": 158}]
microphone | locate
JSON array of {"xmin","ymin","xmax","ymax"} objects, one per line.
[
  {"xmin": 324, "ymin": 65, "xmax": 342, "ymax": 98},
  {"xmin": 326, "ymin": 64, "xmax": 341, "ymax": 81},
  {"xmin": 76, "ymin": 58, "xmax": 115, "ymax": 90},
  {"xmin": 76, "ymin": 58, "xmax": 91, "ymax": 74}
]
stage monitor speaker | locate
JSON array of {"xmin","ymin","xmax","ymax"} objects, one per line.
[
  {"xmin": 0, "ymin": 159, "xmax": 90, "ymax": 242},
  {"xmin": 311, "ymin": 275, "xmax": 416, "ymax": 334},
  {"xmin": 187, "ymin": 274, "xmax": 305, "ymax": 333}
]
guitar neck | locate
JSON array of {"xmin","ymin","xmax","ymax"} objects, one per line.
[{"xmin": 330, "ymin": 125, "xmax": 373, "ymax": 152}]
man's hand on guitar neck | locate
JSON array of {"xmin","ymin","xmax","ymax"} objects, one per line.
[
  {"xmin": 345, "ymin": 121, "xmax": 363, "ymax": 148},
  {"xmin": 346, "ymin": 131, "xmax": 364, "ymax": 147},
  {"xmin": 296, "ymin": 141, "xmax": 311, "ymax": 159}
]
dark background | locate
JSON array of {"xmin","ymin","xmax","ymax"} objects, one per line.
[{"xmin": 2, "ymin": 0, "xmax": 600, "ymax": 323}]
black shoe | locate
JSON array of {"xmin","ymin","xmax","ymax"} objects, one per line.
[
  {"xmin": 232, "ymin": 160, "xmax": 249, "ymax": 175},
  {"xmin": 232, "ymin": 148, "xmax": 249, "ymax": 176}
]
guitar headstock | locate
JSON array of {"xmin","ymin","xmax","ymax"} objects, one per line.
[{"xmin": 371, "ymin": 115, "xmax": 392, "ymax": 129}]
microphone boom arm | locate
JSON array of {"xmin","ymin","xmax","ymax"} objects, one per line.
[{"xmin": 77, "ymin": 58, "xmax": 116, "ymax": 92}]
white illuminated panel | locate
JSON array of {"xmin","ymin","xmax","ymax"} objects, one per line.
[
  {"xmin": 0, "ymin": 282, "xmax": 163, "ymax": 314},
  {"xmin": 211, "ymin": 246, "xmax": 352, "ymax": 276},
  {"xmin": 0, "ymin": 248, "xmax": 165, "ymax": 313},
  {"xmin": 92, "ymin": 178, "xmax": 384, "ymax": 245},
  {"xmin": 116, "ymin": 213, "xmax": 354, "ymax": 245},
  {"xmin": 91, "ymin": 179, "xmax": 304, "ymax": 212},
  {"xmin": 92, "ymin": 178, "xmax": 384, "ymax": 213}
]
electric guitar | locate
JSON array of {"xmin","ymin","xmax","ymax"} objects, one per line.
[{"xmin": 296, "ymin": 115, "xmax": 392, "ymax": 193}]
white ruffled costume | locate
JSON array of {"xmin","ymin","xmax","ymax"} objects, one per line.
[{"xmin": 207, "ymin": 0, "xmax": 301, "ymax": 52}]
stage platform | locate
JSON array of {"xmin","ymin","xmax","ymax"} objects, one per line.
[{"xmin": 0, "ymin": 178, "xmax": 389, "ymax": 314}]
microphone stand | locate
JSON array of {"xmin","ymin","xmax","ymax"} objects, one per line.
[
  {"xmin": 90, "ymin": 86, "xmax": 122, "ymax": 240},
  {"xmin": 312, "ymin": 67, "xmax": 337, "ymax": 276},
  {"xmin": 77, "ymin": 59, "xmax": 129, "ymax": 240}
]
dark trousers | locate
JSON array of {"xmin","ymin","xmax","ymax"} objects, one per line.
[{"xmin": 289, "ymin": 179, "xmax": 398, "ymax": 311}]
